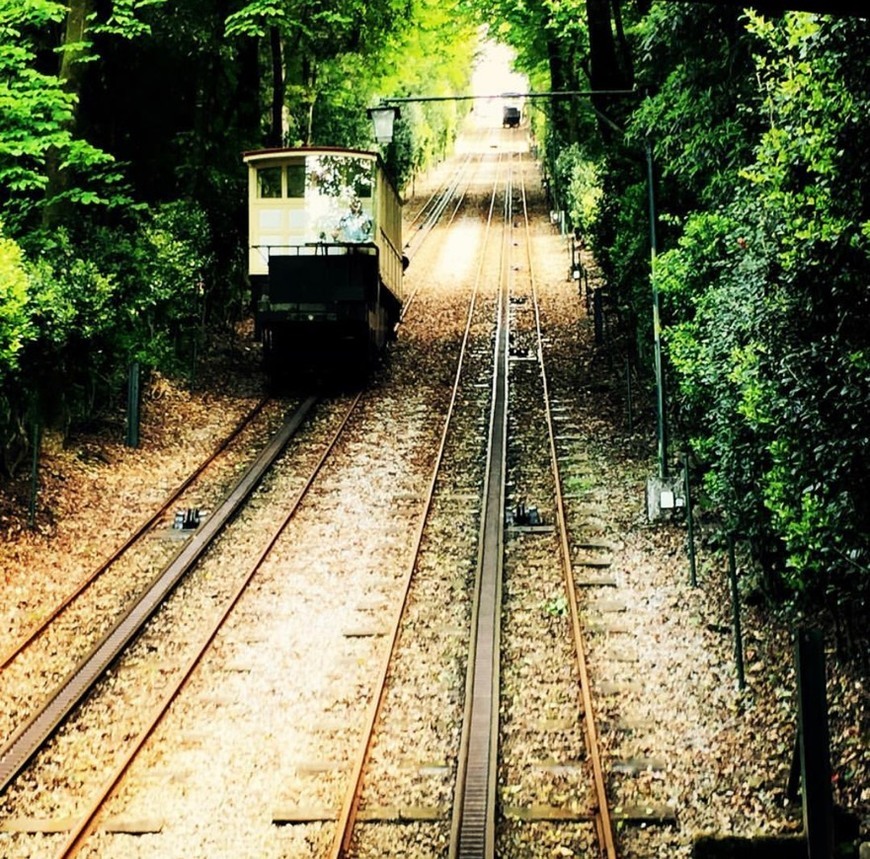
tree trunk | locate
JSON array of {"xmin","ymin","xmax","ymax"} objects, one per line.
[
  {"xmin": 612, "ymin": 0, "xmax": 635, "ymax": 88},
  {"xmin": 268, "ymin": 26, "xmax": 284, "ymax": 147},
  {"xmin": 43, "ymin": 0, "xmax": 95, "ymax": 227},
  {"xmin": 585, "ymin": 0, "xmax": 631, "ymax": 141},
  {"xmin": 547, "ymin": 36, "xmax": 574, "ymax": 147},
  {"xmin": 234, "ymin": 35, "xmax": 262, "ymax": 144},
  {"xmin": 283, "ymin": 46, "xmax": 316, "ymax": 146},
  {"xmin": 302, "ymin": 56, "xmax": 316, "ymax": 145}
]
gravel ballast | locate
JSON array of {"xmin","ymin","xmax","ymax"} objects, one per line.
[{"xmin": 0, "ymin": 125, "xmax": 866, "ymax": 859}]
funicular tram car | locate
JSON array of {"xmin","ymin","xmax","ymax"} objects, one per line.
[
  {"xmin": 502, "ymin": 105, "xmax": 521, "ymax": 128},
  {"xmin": 243, "ymin": 147, "xmax": 404, "ymax": 373}
]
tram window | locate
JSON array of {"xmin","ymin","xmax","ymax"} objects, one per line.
[
  {"xmin": 354, "ymin": 177, "xmax": 372, "ymax": 199},
  {"xmin": 258, "ymin": 167, "xmax": 282, "ymax": 198},
  {"xmin": 287, "ymin": 163, "xmax": 305, "ymax": 197}
]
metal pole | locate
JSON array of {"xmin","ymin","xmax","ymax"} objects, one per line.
[
  {"xmin": 646, "ymin": 141, "xmax": 667, "ymax": 480},
  {"xmin": 28, "ymin": 421, "xmax": 40, "ymax": 529},
  {"xmin": 593, "ymin": 289, "xmax": 604, "ymax": 346},
  {"xmin": 384, "ymin": 89, "xmax": 638, "ymax": 104},
  {"xmin": 794, "ymin": 628, "xmax": 835, "ymax": 859},
  {"xmin": 625, "ymin": 358, "xmax": 633, "ymax": 433},
  {"xmin": 126, "ymin": 360, "xmax": 141, "ymax": 448},
  {"xmin": 727, "ymin": 533, "xmax": 745, "ymax": 690},
  {"xmin": 683, "ymin": 452, "xmax": 697, "ymax": 587}
]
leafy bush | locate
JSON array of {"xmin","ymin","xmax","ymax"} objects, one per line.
[
  {"xmin": 545, "ymin": 7, "xmax": 869, "ymax": 604},
  {"xmin": 555, "ymin": 144, "xmax": 603, "ymax": 240},
  {"xmin": 113, "ymin": 201, "xmax": 214, "ymax": 371},
  {"xmin": 652, "ymin": 13, "xmax": 870, "ymax": 599},
  {"xmin": 0, "ymin": 233, "xmax": 31, "ymax": 371},
  {"xmin": 0, "ymin": 202, "xmax": 214, "ymax": 475},
  {"xmin": 0, "ymin": 0, "xmax": 131, "ymax": 234}
]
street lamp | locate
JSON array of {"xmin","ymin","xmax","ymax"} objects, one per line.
[{"xmin": 367, "ymin": 105, "xmax": 400, "ymax": 145}]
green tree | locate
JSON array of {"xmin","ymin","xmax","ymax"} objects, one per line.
[
  {"xmin": 655, "ymin": 12, "xmax": 870, "ymax": 599},
  {"xmin": 0, "ymin": 0, "xmax": 123, "ymax": 232},
  {"xmin": 225, "ymin": 0, "xmax": 411, "ymax": 146}
]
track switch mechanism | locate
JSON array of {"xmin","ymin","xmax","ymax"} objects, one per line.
[
  {"xmin": 508, "ymin": 501, "xmax": 543, "ymax": 527},
  {"xmin": 173, "ymin": 508, "xmax": 201, "ymax": 530}
]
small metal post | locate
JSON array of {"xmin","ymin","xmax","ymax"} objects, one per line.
[
  {"xmin": 126, "ymin": 360, "xmax": 141, "ymax": 448},
  {"xmin": 28, "ymin": 421, "xmax": 41, "ymax": 528},
  {"xmin": 625, "ymin": 358, "xmax": 633, "ymax": 433},
  {"xmin": 795, "ymin": 628, "xmax": 835, "ymax": 859},
  {"xmin": 683, "ymin": 452, "xmax": 697, "ymax": 587},
  {"xmin": 593, "ymin": 289, "xmax": 604, "ymax": 345},
  {"xmin": 787, "ymin": 731, "xmax": 801, "ymax": 803},
  {"xmin": 727, "ymin": 533, "xmax": 745, "ymax": 689}
]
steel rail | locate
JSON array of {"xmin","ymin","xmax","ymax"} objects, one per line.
[
  {"xmin": 0, "ymin": 396, "xmax": 316, "ymax": 796},
  {"xmin": 403, "ymin": 124, "xmax": 493, "ymax": 234},
  {"xmin": 518, "ymin": 170, "xmax": 618, "ymax": 858},
  {"xmin": 0, "ymin": 396, "xmax": 271, "ymax": 672},
  {"xmin": 404, "ymin": 152, "xmax": 476, "ymax": 261},
  {"xmin": 401, "ymin": 148, "xmax": 486, "ymax": 321},
  {"xmin": 329, "ymin": 151, "xmax": 506, "ymax": 859},
  {"xmin": 450, "ymin": 154, "xmax": 514, "ymax": 859},
  {"xmin": 403, "ymin": 152, "xmax": 472, "ymax": 234},
  {"xmin": 55, "ymin": 393, "xmax": 363, "ymax": 858}
]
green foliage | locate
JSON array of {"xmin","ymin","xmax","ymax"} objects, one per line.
[
  {"xmin": 226, "ymin": 0, "xmax": 396, "ymax": 49},
  {"xmin": 0, "ymin": 202, "xmax": 214, "ymax": 474},
  {"xmin": 529, "ymin": 0, "xmax": 868, "ymax": 603},
  {"xmin": 0, "ymin": 223, "xmax": 121, "ymax": 470},
  {"xmin": 555, "ymin": 144, "xmax": 603, "ymax": 239},
  {"xmin": 82, "ymin": 202, "xmax": 214, "ymax": 371},
  {"xmin": 0, "ymin": 0, "xmax": 865, "ymax": 612},
  {"xmin": 89, "ymin": 0, "xmax": 165, "ymax": 38},
  {"xmin": 0, "ymin": 0, "xmax": 138, "ymax": 231},
  {"xmin": 308, "ymin": 0, "xmax": 476, "ymax": 186},
  {"xmin": 227, "ymin": 0, "xmax": 417, "ymax": 145},
  {"xmin": 0, "ymin": 233, "xmax": 31, "ymax": 370},
  {"xmin": 631, "ymin": 2, "xmax": 758, "ymax": 207},
  {"xmin": 0, "ymin": 0, "xmax": 478, "ymax": 475},
  {"xmin": 225, "ymin": 0, "xmax": 288, "ymax": 37},
  {"xmin": 542, "ymin": 594, "xmax": 568, "ymax": 618},
  {"xmin": 648, "ymin": 12, "xmax": 870, "ymax": 598}
]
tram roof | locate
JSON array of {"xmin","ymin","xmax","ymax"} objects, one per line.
[{"xmin": 242, "ymin": 146, "xmax": 381, "ymax": 165}]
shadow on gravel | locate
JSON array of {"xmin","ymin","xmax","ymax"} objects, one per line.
[{"xmin": 693, "ymin": 835, "xmax": 805, "ymax": 858}]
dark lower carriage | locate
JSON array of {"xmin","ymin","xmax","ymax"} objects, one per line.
[{"xmin": 254, "ymin": 246, "xmax": 401, "ymax": 373}]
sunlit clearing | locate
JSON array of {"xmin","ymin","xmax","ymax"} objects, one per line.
[{"xmin": 471, "ymin": 37, "xmax": 528, "ymax": 127}]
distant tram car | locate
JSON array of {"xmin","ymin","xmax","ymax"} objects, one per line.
[
  {"xmin": 243, "ymin": 147, "xmax": 404, "ymax": 373},
  {"xmin": 502, "ymin": 105, "xmax": 521, "ymax": 128}
]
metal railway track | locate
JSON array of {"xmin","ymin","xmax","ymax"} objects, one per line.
[
  {"xmin": 2, "ymin": 126, "xmax": 503, "ymax": 857},
  {"xmin": 330, "ymin": 149, "xmax": 619, "ymax": 858},
  {"xmin": 328, "ymin": 148, "xmax": 508, "ymax": 859},
  {"xmin": 516, "ymin": 169, "xmax": 617, "ymax": 858},
  {"xmin": 451, "ymin": 155, "xmax": 514, "ymax": 859},
  {"xmin": 403, "ymin": 151, "xmax": 478, "ymax": 263},
  {"xmin": 401, "ymin": 149, "xmax": 486, "ymax": 321},
  {"xmin": 5, "ymin": 137, "xmax": 620, "ymax": 858},
  {"xmin": 402, "ymin": 124, "xmax": 495, "ymax": 242},
  {"xmin": 0, "ymin": 396, "xmax": 318, "ymax": 796},
  {"xmin": 0, "ymin": 396, "xmax": 271, "ymax": 673},
  {"xmin": 53, "ymin": 392, "xmax": 366, "ymax": 857}
]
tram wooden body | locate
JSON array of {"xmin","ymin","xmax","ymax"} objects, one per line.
[{"xmin": 243, "ymin": 147, "xmax": 404, "ymax": 373}]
